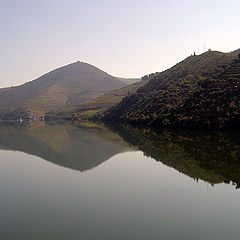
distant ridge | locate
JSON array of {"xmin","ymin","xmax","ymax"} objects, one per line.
[{"xmin": 0, "ymin": 61, "xmax": 139, "ymax": 119}]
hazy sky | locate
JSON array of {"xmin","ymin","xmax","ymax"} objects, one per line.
[{"xmin": 1, "ymin": 0, "xmax": 240, "ymax": 87}]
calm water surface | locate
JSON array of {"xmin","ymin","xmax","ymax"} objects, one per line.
[{"xmin": 0, "ymin": 121, "xmax": 240, "ymax": 240}]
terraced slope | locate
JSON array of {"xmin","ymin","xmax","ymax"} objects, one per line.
[{"xmin": 221, "ymin": 61, "xmax": 240, "ymax": 79}]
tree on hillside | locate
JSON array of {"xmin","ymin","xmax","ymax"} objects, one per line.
[{"xmin": 142, "ymin": 75, "xmax": 149, "ymax": 81}]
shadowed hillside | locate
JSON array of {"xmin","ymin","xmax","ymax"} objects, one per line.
[
  {"xmin": 232, "ymin": 48, "xmax": 240, "ymax": 55},
  {"xmin": 104, "ymin": 49, "xmax": 240, "ymax": 129}
]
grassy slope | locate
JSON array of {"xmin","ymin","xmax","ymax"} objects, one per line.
[
  {"xmin": 56, "ymin": 79, "xmax": 147, "ymax": 119},
  {"xmin": 104, "ymin": 50, "xmax": 240, "ymax": 129}
]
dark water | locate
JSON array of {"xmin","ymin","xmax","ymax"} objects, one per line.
[{"xmin": 0, "ymin": 121, "xmax": 240, "ymax": 240}]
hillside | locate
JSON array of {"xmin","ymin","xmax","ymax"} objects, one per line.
[
  {"xmin": 232, "ymin": 48, "xmax": 240, "ymax": 55},
  {"xmin": 0, "ymin": 62, "xmax": 139, "ymax": 119},
  {"xmin": 53, "ymin": 79, "xmax": 148, "ymax": 120},
  {"xmin": 103, "ymin": 49, "xmax": 240, "ymax": 129},
  {"xmin": 54, "ymin": 71, "xmax": 161, "ymax": 120}
]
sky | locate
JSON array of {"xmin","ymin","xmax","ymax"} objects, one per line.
[{"xmin": 1, "ymin": 0, "xmax": 240, "ymax": 87}]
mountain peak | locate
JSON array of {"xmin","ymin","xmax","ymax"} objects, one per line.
[{"xmin": 0, "ymin": 62, "xmax": 132, "ymax": 117}]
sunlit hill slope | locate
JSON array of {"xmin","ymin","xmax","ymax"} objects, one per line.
[{"xmin": 0, "ymin": 62, "xmax": 139, "ymax": 119}]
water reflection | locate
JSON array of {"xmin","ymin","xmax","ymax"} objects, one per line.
[
  {"xmin": 0, "ymin": 121, "xmax": 130, "ymax": 171},
  {"xmin": 1, "ymin": 121, "xmax": 240, "ymax": 240},
  {"xmin": 107, "ymin": 124, "xmax": 240, "ymax": 188},
  {"xmin": 0, "ymin": 121, "xmax": 240, "ymax": 188}
]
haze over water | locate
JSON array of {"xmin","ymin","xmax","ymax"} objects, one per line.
[{"xmin": 0, "ymin": 121, "xmax": 239, "ymax": 240}]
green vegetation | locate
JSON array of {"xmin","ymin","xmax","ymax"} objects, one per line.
[
  {"xmin": 104, "ymin": 49, "xmax": 240, "ymax": 130},
  {"xmin": 55, "ymin": 79, "xmax": 147, "ymax": 120},
  {"xmin": 0, "ymin": 62, "xmax": 140, "ymax": 119},
  {"xmin": 78, "ymin": 109, "xmax": 100, "ymax": 116}
]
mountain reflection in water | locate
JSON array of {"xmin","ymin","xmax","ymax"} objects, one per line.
[
  {"xmin": 0, "ymin": 121, "xmax": 130, "ymax": 172},
  {"xmin": 0, "ymin": 121, "xmax": 240, "ymax": 189}
]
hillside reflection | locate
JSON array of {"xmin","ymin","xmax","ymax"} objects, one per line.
[
  {"xmin": 0, "ymin": 121, "xmax": 130, "ymax": 171},
  {"xmin": 0, "ymin": 121, "xmax": 240, "ymax": 188},
  {"xmin": 108, "ymin": 124, "xmax": 240, "ymax": 188}
]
